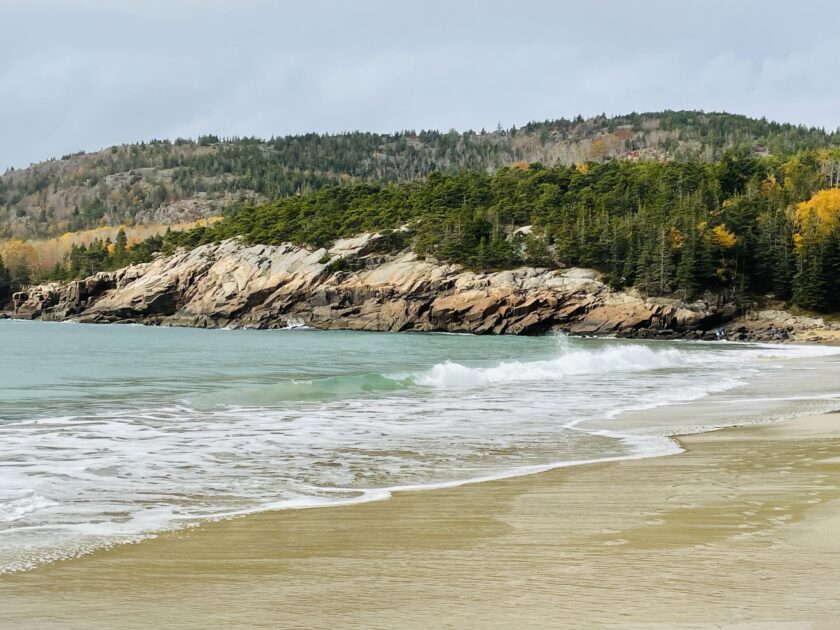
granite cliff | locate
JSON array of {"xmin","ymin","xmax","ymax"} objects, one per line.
[{"xmin": 10, "ymin": 232, "xmax": 749, "ymax": 339}]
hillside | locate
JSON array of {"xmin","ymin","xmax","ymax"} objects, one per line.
[
  {"xmin": 7, "ymin": 146, "xmax": 839, "ymax": 317},
  {"xmin": 3, "ymin": 111, "xmax": 838, "ymax": 240}
]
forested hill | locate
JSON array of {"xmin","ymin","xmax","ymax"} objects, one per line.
[
  {"xmin": 35, "ymin": 147, "xmax": 840, "ymax": 314},
  {"xmin": 3, "ymin": 110, "xmax": 838, "ymax": 240}
]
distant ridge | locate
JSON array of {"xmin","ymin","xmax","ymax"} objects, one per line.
[{"xmin": 2, "ymin": 110, "xmax": 838, "ymax": 240}]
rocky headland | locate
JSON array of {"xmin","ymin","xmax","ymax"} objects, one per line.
[{"xmin": 8, "ymin": 233, "xmax": 839, "ymax": 342}]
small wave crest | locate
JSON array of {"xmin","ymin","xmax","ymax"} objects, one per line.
[
  {"xmin": 283, "ymin": 317, "xmax": 308, "ymax": 330},
  {"xmin": 0, "ymin": 491, "xmax": 58, "ymax": 523},
  {"xmin": 413, "ymin": 344, "xmax": 696, "ymax": 389}
]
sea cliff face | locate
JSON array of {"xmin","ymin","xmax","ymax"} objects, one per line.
[{"xmin": 7, "ymin": 233, "xmax": 758, "ymax": 338}]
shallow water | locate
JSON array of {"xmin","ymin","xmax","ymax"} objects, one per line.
[{"xmin": 1, "ymin": 319, "xmax": 838, "ymax": 573}]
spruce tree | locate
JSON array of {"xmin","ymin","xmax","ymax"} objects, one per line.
[
  {"xmin": 793, "ymin": 224, "xmax": 827, "ymax": 310},
  {"xmin": 676, "ymin": 236, "xmax": 699, "ymax": 299},
  {"xmin": 823, "ymin": 227, "xmax": 840, "ymax": 311},
  {"xmin": 115, "ymin": 229, "xmax": 128, "ymax": 262}
]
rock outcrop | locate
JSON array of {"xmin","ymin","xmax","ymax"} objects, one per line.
[{"xmin": 11, "ymin": 234, "xmax": 754, "ymax": 337}]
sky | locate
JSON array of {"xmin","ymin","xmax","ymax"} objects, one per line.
[{"xmin": 2, "ymin": 0, "xmax": 840, "ymax": 169}]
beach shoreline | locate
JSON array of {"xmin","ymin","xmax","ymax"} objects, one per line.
[{"xmin": 3, "ymin": 410, "xmax": 840, "ymax": 629}]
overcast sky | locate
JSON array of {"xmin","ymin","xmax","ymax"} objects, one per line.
[{"xmin": 2, "ymin": 0, "xmax": 839, "ymax": 169}]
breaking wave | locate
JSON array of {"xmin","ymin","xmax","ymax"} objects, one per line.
[
  {"xmin": 414, "ymin": 344, "xmax": 697, "ymax": 389},
  {"xmin": 192, "ymin": 342, "xmax": 706, "ymax": 406},
  {"xmin": 193, "ymin": 338, "xmax": 832, "ymax": 406}
]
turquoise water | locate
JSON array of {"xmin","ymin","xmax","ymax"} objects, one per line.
[{"xmin": 1, "ymin": 319, "xmax": 839, "ymax": 573}]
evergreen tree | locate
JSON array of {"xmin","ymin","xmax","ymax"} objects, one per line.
[
  {"xmin": 676, "ymin": 235, "xmax": 699, "ymax": 299},
  {"xmin": 14, "ymin": 259, "xmax": 31, "ymax": 287},
  {"xmin": 793, "ymin": 216, "xmax": 827, "ymax": 310}
]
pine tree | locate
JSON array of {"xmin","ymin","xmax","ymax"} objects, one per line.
[
  {"xmin": 793, "ymin": 222, "xmax": 827, "ymax": 310},
  {"xmin": 676, "ymin": 235, "xmax": 699, "ymax": 299},
  {"xmin": 14, "ymin": 259, "xmax": 31, "ymax": 287},
  {"xmin": 114, "ymin": 228, "xmax": 128, "ymax": 266},
  {"xmin": 635, "ymin": 241, "xmax": 656, "ymax": 295},
  {"xmin": 655, "ymin": 225, "xmax": 674, "ymax": 295},
  {"xmin": 822, "ymin": 227, "xmax": 840, "ymax": 311},
  {"xmin": 771, "ymin": 227, "xmax": 795, "ymax": 300}
]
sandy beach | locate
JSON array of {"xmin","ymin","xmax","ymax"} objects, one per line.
[{"xmin": 3, "ymin": 411, "xmax": 840, "ymax": 629}]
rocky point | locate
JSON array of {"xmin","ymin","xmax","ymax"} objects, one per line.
[{"xmin": 10, "ymin": 232, "xmax": 824, "ymax": 341}]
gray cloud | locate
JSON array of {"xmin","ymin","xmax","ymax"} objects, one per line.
[{"xmin": 2, "ymin": 0, "xmax": 839, "ymax": 169}]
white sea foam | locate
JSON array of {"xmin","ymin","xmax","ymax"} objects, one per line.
[
  {"xmin": 2, "ymin": 320, "xmax": 839, "ymax": 575},
  {"xmin": 750, "ymin": 342, "xmax": 840, "ymax": 359},
  {"xmin": 414, "ymin": 344, "xmax": 698, "ymax": 389},
  {"xmin": 0, "ymin": 492, "xmax": 58, "ymax": 523}
]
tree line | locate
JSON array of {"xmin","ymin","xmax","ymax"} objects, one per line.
[
  {"xmin": 4, "ymin": 110, "xmax": 839, "ymax": 240},
  {"xmin": 35, "ymin": 147, "xmax": 840, "ymax": 313}
]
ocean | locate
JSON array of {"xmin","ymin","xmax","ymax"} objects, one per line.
[{"xmin": 1, "ymin": 319, "xmax": 839, "ymax": 574}]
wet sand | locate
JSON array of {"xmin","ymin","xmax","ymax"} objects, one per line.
[{"xmin": 3, "ymin": 413, "xmax": 840, "ymax": 629}]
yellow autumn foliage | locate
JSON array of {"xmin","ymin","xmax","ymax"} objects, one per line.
[
  {"xmin": 761, "ymin": 175, "xmax": 782, "ymax": 198},
  {"xmin": 575, "ymin": 163, "xmax": 589, "ymax": 174},
  {"xmin": 782, "ymin": 154, "xmax": 805, "ymax": 192},
  {"xmin": 1, "ymin": 240, "xmax": 40, "ymax": 277},
  {"xmin": 668, "ymin": 226, "xmax": 685, "ymax": 249},
  {"xmin": 0, "ymin": 218, "xmax": 221, "ymax": 273},
  {"xmin": 795, "ymin": 188, "xmax": 840, "ymax": 236},
  {"xmin": 711, "ymin": 224, "xmax": 737, "ymax": 249}
]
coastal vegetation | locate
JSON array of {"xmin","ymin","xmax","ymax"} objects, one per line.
[
  {"xmin": 3, "ymin": 111, "xmax": 838, "ymax": 240},
  {"xmin": 33, "ymin": 146, "xmax": 840, "ymax": 313},
  {"xmin": 0, "ymin": 219, "xmax": 219, "ymax": 287}
]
